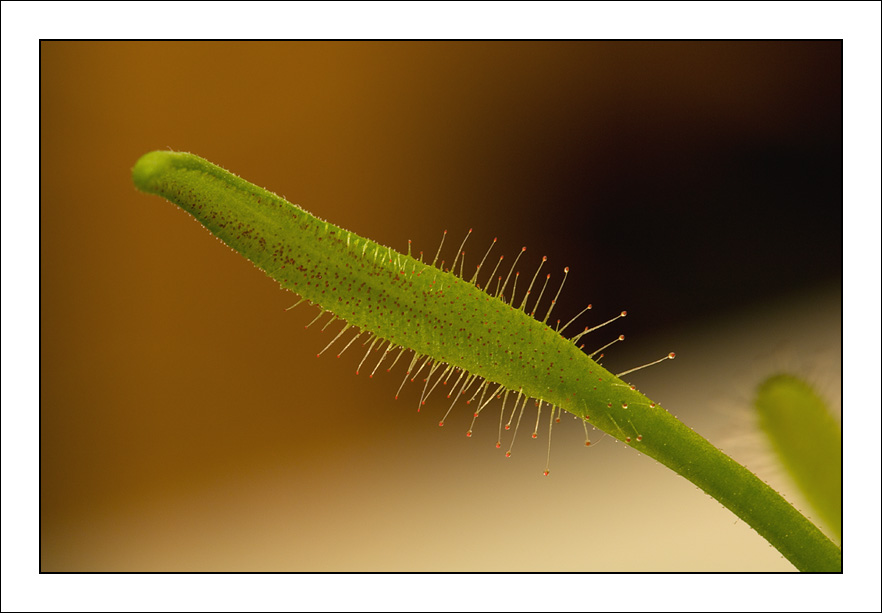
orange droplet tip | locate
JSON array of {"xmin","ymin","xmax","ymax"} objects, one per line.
[
  {"xmin": 543, "ymin": 470, "xmax": 550, "ymax": 476},
  {"xmin": 316, "ymin": 354, "xmax": 321, "ymax": 358},
  {"xmin": 585, "ymin": 441, "xmax": 591, "ymax": 446},
  {"xmin": 668, "ymin": 352, "xmax": 676, "ymax": 359},
  {"xmin": 531, "ymin": 433, "xmax": 538, "ymax": 439},
  {"xmin": 505, "ymin": 451, "xmax": 511, "ymax": 457},
  {"xmin": 564, "ymin": 266, "xmax": 569, "ymax": 273},
  {"xmin": 626, "ymin": 437, "xmax": 632, "ymax": 443},
  {"xmin": 542, "ymin": 256, "xmax": 547, "ymax": 261},
  {"xmin": 466, "ymin": 431, "xmax": 472, "ymax": 437},
  {"xmin": 504, "ymin": 425, "xmax": 510, "ymax": 430},
  {"xmin": 636, "ymin": 435, "xmax": 643, "ymax": 441},
  {"xmin": 618, "ymin": 334, "xmax": 625, "ymax": 341},
  {"xmin": 495, "ymin": 442, "xmax": 501, "ymax": 448},
  {"xmin": 621, "ymin": 310, "xmax": 627, "ymax": 317},
  {"xmin": 438, "ymin": 421, "xmax": 444, "ymax": 427}
]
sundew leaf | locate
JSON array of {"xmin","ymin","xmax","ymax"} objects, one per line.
[
  {"xmin": 755, "ymin": 374, "xmax": 841, "ymax": 539},
  {"xmin": 132, "ymin": 150, "xmax": 841, "ymax": 571}
]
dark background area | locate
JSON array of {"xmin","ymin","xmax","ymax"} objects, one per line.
[
  {"xmin": 40, "ymin": 41, "xmax": 842, "ymax": 571},
  {"xmin": 431, "ymin": 41, "xmax": 843, "ymax": 336}
]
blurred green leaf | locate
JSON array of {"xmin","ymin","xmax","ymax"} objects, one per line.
[{"xmin": 755, "ymin": 374, "xmax": 841, "ymax": 539}]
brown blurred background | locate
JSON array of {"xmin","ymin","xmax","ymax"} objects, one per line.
[{"xmin": 40, "ymin": 41, "xmax": 841, "ymax": 571}]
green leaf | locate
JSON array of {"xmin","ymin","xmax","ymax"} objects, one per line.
[
  {"xmin": 756, "ymin": 374, "xmax": 841, "ymax": 539},
  {"xmin": 133, "ymin": 151, "xmax": 842, "ymax": 571}
]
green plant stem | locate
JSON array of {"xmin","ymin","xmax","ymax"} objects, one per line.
[
  {"xmin": 132, "ymin": 150, "xmax": 841, "ymax": 571},
  {"xmin": 617, "ymin": 398, "xmax": 841, "ymax": 571}
]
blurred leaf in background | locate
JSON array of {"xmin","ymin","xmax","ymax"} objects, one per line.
[{"xmin": 755, "ymin": 374, "xmax": 841, "ymax": 539}]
